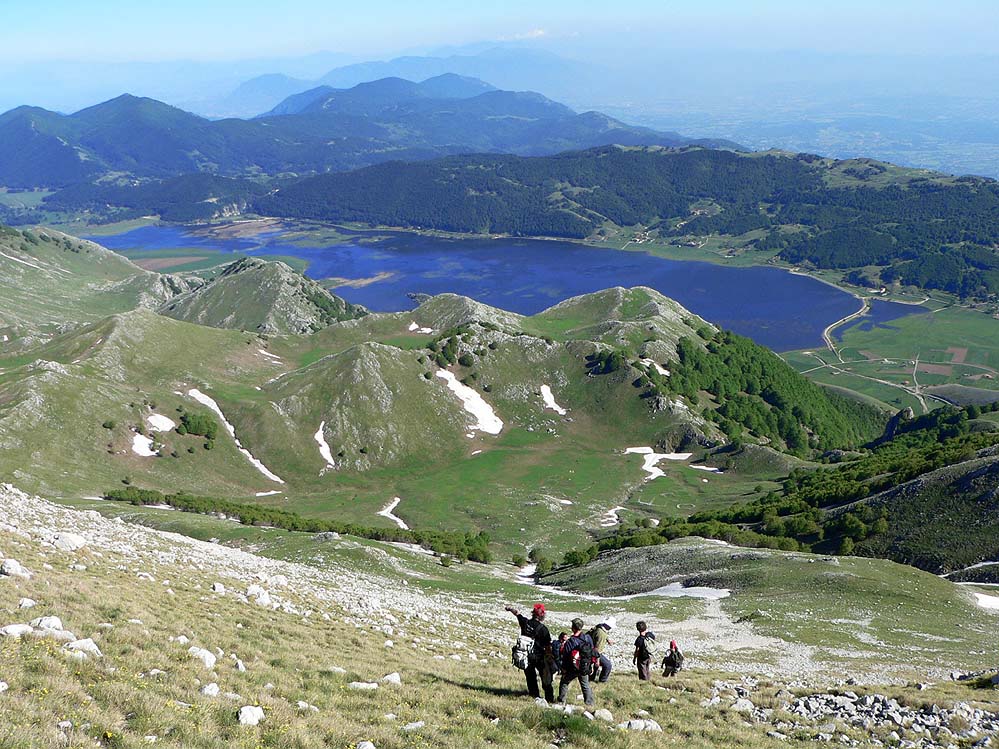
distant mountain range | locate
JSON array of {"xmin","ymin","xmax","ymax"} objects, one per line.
[
  {"xmin": 209, "ymin": 47, "xmax": 597, "ymax": 118},
  {"xmin": 0, "ymin": 75, "xmax": 741, "ymax": 189}
]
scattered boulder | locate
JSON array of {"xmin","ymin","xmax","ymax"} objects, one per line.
[
  {"xmin": 65, "ymin": 638, "xmax": 103, "ymax": 658},
  {"xmin": 0, "ymin": 559, "xmax": 30, "ymax": 579},
  {"xmin": 381, "ymin": 672, "xmax": 402, "ymax": 686},
  {"xmin": 17, "ymin": 598, "xmax": 36, "ymax": 609},
  {"xmin": 188, "ymin": 647, "xmax": 217, "ymax": 669},
  {"xmin": 211, "ymin": 583, "xmax": 226, "ymax": 595},
  {"xmin": 201, "ymin": 683, "xmax": 220, "ymax": 697},
  {"xmin": 237, "ymin": 705, "xmax": 265, "ymax": 727},
  {"xmin": 49, "ymin": 533, "xmax": 86, "ymax": 552},
  {"xmin": 402, "ymin": 721, "xmax": 425, "ymax": 732},
  {"xmin": 348, "ymin": 682, "xmax": 379, "ymax": 691},
  {"xmin": 0, "ymin": 624, "xmax": 33, "ymax": 638},
  {"xmin": 356, "ymin": 742, "xmax": 376, "ymax": 749},
  {"xmin": 0, "ymin": 681, "xmax": 7, "ymax": 693},
  {"xmin": 595, "ymin": 709, "xmax": 614, "ymax": 723},
  {"xmin": 29, "ymin": 616, "xmax": 63, "ymax": 631}
]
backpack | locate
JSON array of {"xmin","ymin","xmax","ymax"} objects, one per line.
[
  {"xmin": 662, "ymin": 648, "xmax": 685, "ymax": 672},
  {"xmin": 638, "ymin": 633, "xmax": 660, "ymax": 657},
  {"xmin": 562, "ymin": 633, "xmax": 592, "ymax": 673},
  {"xmin": 587, "ymin": 626, "xmax": 608, "ymax": 653},
  {"xmin": 512, "ymin": 634, "xmax": 535, "ymax": 670}
]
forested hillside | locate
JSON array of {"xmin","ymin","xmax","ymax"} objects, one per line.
[
  {"xmin": 257, "ymin": 146, "xmax": 999, "ymax": 298},
  {"xmin": 567, "ymin": 401, "xmax": 999, "ymax": 574}
]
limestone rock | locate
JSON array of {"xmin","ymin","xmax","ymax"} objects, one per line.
[
  {"xmin": 237, "ymin": 705, "xmax": 265, "ymax": 727},
  {"xmin": 188, "ymin": 646, "xmax": 217, "ymax": 669},
  {"xmin": 0, "ymin": 559, "xmax": 30, "ymax": 579}
]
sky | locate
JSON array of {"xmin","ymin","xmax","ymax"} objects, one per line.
[{"xmin": 3, "ymin": 0, "xmax": 999, "ymax": 63}]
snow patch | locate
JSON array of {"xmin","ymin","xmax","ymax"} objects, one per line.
[
  {"xmin": 146, "ymin": 413, "xmax": 176, "ymax": 433},
  {"xmin": 599, "ymin": 506, "xmax": 626, "ymax": 528},
  {"xmin": 640, "ymin": 358, "xmax": 670, "ymax": 376},
  {"xmin": 624, "ymin": 447, "xmax": 693, "ymax": 481},
  {"xmin": 407, "ymin": 321, "xmax": 433, "ymax": 334},
  {"xmin": 975, "ymin": 592, "xmax": 999, "ymax": 610},
  {"xmin": 258, "ymin": 349, "xmax": 282, "ymax": 364},
  {"xmin": 436, "ymin": 369, "xmax": 503, "ymax": 435},
  {"xmin": 540, "ymin": 385, "xmax": 567, "ymax": 415},
  {"xmin": 131, "ymin": 433, "xmax": 157, "ymax": 457},
  {"xmin": 691, "ymin": 464, "xmax": 722, "ymax": 473},
  {"xmin": 378, "ymin": 497, "xmax": 409, "ymax": 530},
  {"xmin": 314, "ymin": 421, "xmax": 335, "ymax": 470},
  {"xmin": 256, "ymin": 490, "xmax": 282, "ymax": 497},
  {"xmin": 187, "ymin": 388, "xmax": 285, "ymax": 484}
]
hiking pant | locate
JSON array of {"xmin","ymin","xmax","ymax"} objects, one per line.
[
  {"xmin": 595, "ymin": 653, "xmax": 612, "ymax": 683},
  {"xmin": 526, "ymin": 658, "xmax": 554, "ymax": 703},
  {"xmin": 558, "ymin": 669, "xmax": 594, "ymax": 706},
  {"xmin": 636, "ymin": 657, "xmax": 651, "ymax": 681}
]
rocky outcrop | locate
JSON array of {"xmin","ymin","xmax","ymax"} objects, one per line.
[{"xmin": 159, "ymin": 257, "xmax": 365, "ymax": 334}]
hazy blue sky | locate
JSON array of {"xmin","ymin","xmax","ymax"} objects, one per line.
[{"xmin": 3, "ymin": 0, "xmax": 999, "ymax": 62}]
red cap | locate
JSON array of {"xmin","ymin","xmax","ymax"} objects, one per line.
[{"xmin": 532, "ymin": 603, "xmax": 546, "ymax": 617}]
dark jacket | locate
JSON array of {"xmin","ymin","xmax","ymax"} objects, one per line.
[{"xmin": 517, "ymin": 614, "xmax": 552, "ymax": 663}]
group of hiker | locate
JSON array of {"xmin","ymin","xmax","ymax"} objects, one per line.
[{"xmin": 505, "ymin": 603, "xmax": 684, "ymax": 706}]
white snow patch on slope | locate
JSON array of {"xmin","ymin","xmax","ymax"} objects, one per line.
[
  {"xmin": 146, "ymin": 413, "xmax": 176, "ymax": 433},
  {"xmin": 378, "ymin": 497, "xmax": 409, "ymax": 530},
  {"xmin": 256, "ymin": 490, "xmax": 282, "ymax": 497},
  {"xmin": 407, "ymin": 321, "xmax": 433, "ymax": 334},
  {"xmin": 640, "ymin": 358, "xmax": 670, "ymax": 376},
  {"xmin": 258, "ymin": 349, "xmax": 282, "ymax": 363},
  {"xmin": 975, "ymin": 592, "xmax": 999, "ymax": 610},
  {"xmin": 540, "ymin": 385, "xmax": 567, "ymax": 415},
  {"xmin": 187, "ymin": 388, "xmax": 285, "ymax": 484},
  {"xmin": 314, "ymin": 421, "xmax": 335, "ymax": 470},
  {"xmin": 690, "ymin": 464, "xmax": 722, "ymax": 473},
  {"xmin": 131, "ymin": 433, "xmax": 157, "ymax": 457},
  {"xmin": 435, "ymin": 369, "xmax": 503, "ymax": 435},
  {"xmin": 624, "ymin": 446, "xmax": 693, "ymax": 481},
  {"xmin": 599, "ymin": 506, "xmax": 627, "ymax": 528},
  {"xmin": 0, "ymin": 250, "xmax": 46, "ymax": 271}
]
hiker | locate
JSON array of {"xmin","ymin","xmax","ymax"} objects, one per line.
[
  {"xmin": 588, "ymin": 617, "xmax": 615, "ymax": 683},
  {"xmin": 505, "ymin": 603, "xmax": 555, "ymax": 703},
  {"xmin": 662, "ymin": 639, "xmax": 684, "ymax": 677},
  {"xmin": 557, "ymin": 618, "xmax": 595, "ymax": 706},
  {"xmin": 554, "ymin": 631, "xmax": 569, "ymax": 673},
  {"xmin": 632, "ymin": 620, "xmax": 658, "ymax": 681}
]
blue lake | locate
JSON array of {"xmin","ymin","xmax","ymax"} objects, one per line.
[{"xmin": 90, "ymin": 225, "xmax": 924, "ymax": 352}]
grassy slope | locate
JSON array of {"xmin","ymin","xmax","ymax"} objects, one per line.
[
  {"xmin": 545, "ymin": 539, "xmax": 999, "ymax": 669},
  {"xmin": 3, "ymin": 489, "xmax": 997, "ymax": 749},
  {"xmin": 0, "ymin": 227, "xmax": 165, "ymax": 344}
]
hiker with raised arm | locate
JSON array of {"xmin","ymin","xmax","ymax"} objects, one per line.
[
  {"xmin": 633, "ymin": 620, "xmax": 658, "ymax": 681},
  {"xmin": 557, "ymin": 618, "xmax": 595, "ymax": 707},
  {"xmin": 662, "ymin": 639, "xmax": 685, "ymax": 677},
  {"xmin": 505, "ymin": 603, "xmax": 555, "ymax": 703}
]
